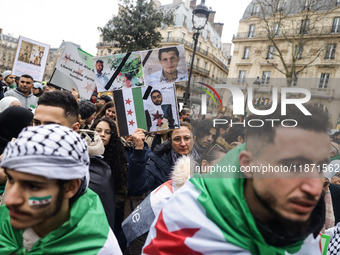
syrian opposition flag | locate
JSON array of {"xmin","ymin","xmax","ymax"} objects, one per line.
[
  {"xmin": 142, "ymin": 144, "xmax": 324, "ymax": 255},
  {"xmin": 28, "ymin": 195, "xmax": 52, "ymax": 209},
  {"xmin": 142, "ymin": 180, "xmax": 323, "ymax": 255},
  {"xmin": 113, "ymin": 87, "xmax": 148, "ymax": 136}
]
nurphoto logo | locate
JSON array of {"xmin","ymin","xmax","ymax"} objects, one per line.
[{"xmin": 212, "ymin": 84, "xmax": 312, "ymax": 128}]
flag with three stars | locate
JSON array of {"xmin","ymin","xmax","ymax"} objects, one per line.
[{"xmin": 113, "ymin": 87, "xmax": 148, "ymax": 136}]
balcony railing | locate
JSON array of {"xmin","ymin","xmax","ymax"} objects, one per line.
[
  {"xmin": 310, "ymin": 88, "xmax": 334, "ymax": 98},
  {"xmin": 233, "ymin": 26, "xmax": 340, "ymax": 40},
  {"xmin": 186, "ymin": 61, "xmax": 210, "ymax": 76}
]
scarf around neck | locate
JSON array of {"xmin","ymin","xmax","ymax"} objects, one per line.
[{"xmin": 190, "ymin": 143, "xmax": 323, "ymax": 255}]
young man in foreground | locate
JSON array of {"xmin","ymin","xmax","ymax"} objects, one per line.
[
  {"xmin": 143, "ymin": 104, "xmax": 330, "ymax": 254},
  {"xmin": 0, "ymin": 124, "xmax": 121, "ymax": 254}
]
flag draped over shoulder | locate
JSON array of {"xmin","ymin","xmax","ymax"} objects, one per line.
[
  {"xmin": 122, "ymin": 180, "xmax": 174, "ymax": 244},
  {"xmin": 143, "ymin": 144, "xmax": 322, "ymax": 255},
  {"xmin": 113, "ymin": 87, "xmax": 148, "ymax": 136},
  {"xmin": 0, "ymin": 189, "xmax": 121, "ymax": 255}
]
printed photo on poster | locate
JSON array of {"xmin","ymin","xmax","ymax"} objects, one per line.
[
  {"xmin": 29, "ymin": 45, "xmax": 45, "ymax": 66},
  {"xmin": 143, "ymin": 83, "xmax": 179, "ymax": 132},
  {"xmin": 113, "ymin": 83, "xmax": 179, "ymax": 137},
  {"xmin": 18, "ymin": 40, "xmax": 33, "ymax": 64},
  {"xmin": 13, "ymin": 36, "xmax": 50, "ymax": 81},
  {"xmin": 141, "ymin": 45, "xmax": 188, "ymax": 86},
  {"xmin": 93, "ymin": 52, "xmax": 144, "ymax": 92}
]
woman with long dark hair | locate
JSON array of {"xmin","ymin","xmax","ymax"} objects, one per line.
[
  {"xmin": 95, "ymin": 101, "xmax": 116, "ymax": 121},
  {"xmin": 90, "ymin": 117, "xmax": 127, "ymax": 250}
]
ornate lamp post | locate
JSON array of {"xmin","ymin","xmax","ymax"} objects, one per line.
[{"xmin": 183, "ymin": 0, "xmax": 210, "ymax": 108}]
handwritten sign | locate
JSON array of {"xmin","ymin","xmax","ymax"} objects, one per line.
[{"xmin": 49, "ymin": 42, "xmax": 95, "ymax": 99}]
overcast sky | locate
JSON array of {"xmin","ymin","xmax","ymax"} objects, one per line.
[{"xmin": 0, "ymin": 0, "xmax": 251, "ymax": 56}]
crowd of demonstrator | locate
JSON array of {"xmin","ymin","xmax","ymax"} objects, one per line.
[{"xmin": 0, "ymin": 70, "xmax": 340, "ymax": 254}]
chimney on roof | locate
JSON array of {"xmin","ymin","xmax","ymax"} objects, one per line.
[
  {"xmin": 190, "ymin": 0, "xmax": 196, "ymax": 10},
  {"xmin": 208, "ymin": 11, "xmax": 216, "ymax": 24},
  {"xmin": 214, "ymin": 23, "xmax": 224, "ymax": 37}
]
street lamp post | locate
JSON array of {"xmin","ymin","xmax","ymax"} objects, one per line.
[{"xmin": 183, "ymin": 0, "xmax": 210, "ymax": 108}]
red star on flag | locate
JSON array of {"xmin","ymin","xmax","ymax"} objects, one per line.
[
  {"xmin": 85, "ymin": 83, "xmax": 93, "ymax": 92},
  {"xmin": 62, "ymin": 54, "xmax": 72, "ymax": 65},
  {"xmin": 152, "ymin": 111, "xmax": 161, "ymax": 121},
  {"xmin": 75, "ymin": 67, "xmax": 84, "ymax": 77},
  {"xmin": 128, "ymin": 120, "xmax": 135, "ymax": 126},
  {"xmin": 125, "ymin": 98, "xmax": 132, "ymax": 105},
  {"xmin": 127, "ymin": 109, "xmax": 133, "ymax": 116},
  {"xmin": 143, "ymin": 211, "xmax": 202, "ymax": 255}
]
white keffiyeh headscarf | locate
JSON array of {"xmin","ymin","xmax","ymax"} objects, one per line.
[{"xmin": 1, "ymin": 124, "xmax": 90, "ymax": 190}]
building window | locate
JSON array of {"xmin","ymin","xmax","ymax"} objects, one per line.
[
  {"xmin": 195, "ymin": 58, "xmax": 199, "ymax": 68},
  {"xmin": 167, "ymin": 32, "xmax": 172, "ymax": 42},
  {"xmin": 243, "ymin": 47, "xmax": 250, "ymax": 59},
  {"xmin": 248, "ymin": 24, "xmax": 255, "ymax": 38},
  {"xmin": 300, "ymin": 19, "xmax": 309, "ymax": 34},
  {"xmin": 319, "ymin": 73, "xmax": 330, "ymax": 88},
  {"xmin": 188, "ymin": 55, "xmax": 192, "ymax": 65},
  {"xmin": 337, "ymin": 0, "xmax": 340, "ymax": 6},
  {"xmin": 238, "ymin": 70, "xmax": 246, "ymax": 84},
  {"xmin": 206, "ymin": 46, "xmax": 209, "ymax": 56},
  {"xmin": 294, "ymin": 45, "xmax": 304, "ymax": 59},
  {"xmin": 267, "ymin": 46, "xmax": 274, "ymax": 59},
  {"xmin": 325, "ymin": 44, "xmax": 336, "ymax": 59},
  {"xmin": 274, "ymin": 22, "xmax": 280, "ymax": 36},
  {"xmin": 181, "ymin": 33, "xmax": 185, "ymax": 43},
  {"xmin": 262, "ymin": 71, "xmax": 271, "ymax": 84},
  {"xmin": 332, "ymin": 17, "xmax": 340, "ymax": 33},
  {"xmin": 203, "ymin": 62, "xmax": 208, "ymax": 71},
  {"xmin": 251, "ymin": 4, "xmax": 260, "ymax": 15},
  {"xmin": 198, "ymin": 42, "xmax": 202, "ymax": 51},
  {"xmin": 183, "ymin": 15, "xmax": 187, "ymax": 27}
]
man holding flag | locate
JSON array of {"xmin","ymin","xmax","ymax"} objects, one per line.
[{"xmin": 143, "ymin": 104, "xmax": 330, "ymax": 254}]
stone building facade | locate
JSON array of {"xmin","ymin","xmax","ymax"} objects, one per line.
[
  {"xmin": 227, "ymin": 0, "xmax": 340, "ymax": 127},
  {"xmin": 0, "ymin": 29, "xmax": 18, "ymax": 74}
]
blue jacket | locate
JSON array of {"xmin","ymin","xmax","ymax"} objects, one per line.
[{"xmin": 127, "ymin": 142, "xmax": 172, "ymax": 195}]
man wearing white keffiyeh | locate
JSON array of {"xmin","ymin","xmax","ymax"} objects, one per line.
[{"xmin": 0, "ymin": 124, "xmax": 121, "ymax": 254}]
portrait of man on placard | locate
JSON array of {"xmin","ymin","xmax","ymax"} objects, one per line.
[
  {"xmin": 94, "ymin": 59, "xmax": 109, "ymax": 92},
  {"xmin": 93, "ymin": 53, "xmax": 144, "ymax": 92},
  {"xmin": 142, "ymin": 83, "xmax": 180, "ymax": 132},
  {"xmin": 141, "ymin": 45, "xmax": 188, "ymax": 86}
]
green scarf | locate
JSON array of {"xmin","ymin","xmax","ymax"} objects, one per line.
[
  {"xmin": 331, "ymin": 154, "xmax": 340, "ymax": 161},
  {"xmin": 190, "ymin": 144, "xmax": 304, "ymax": 255},
  {"xmin": 0, "ymin": 189, "xmax": 110, "ymax": 254}
]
